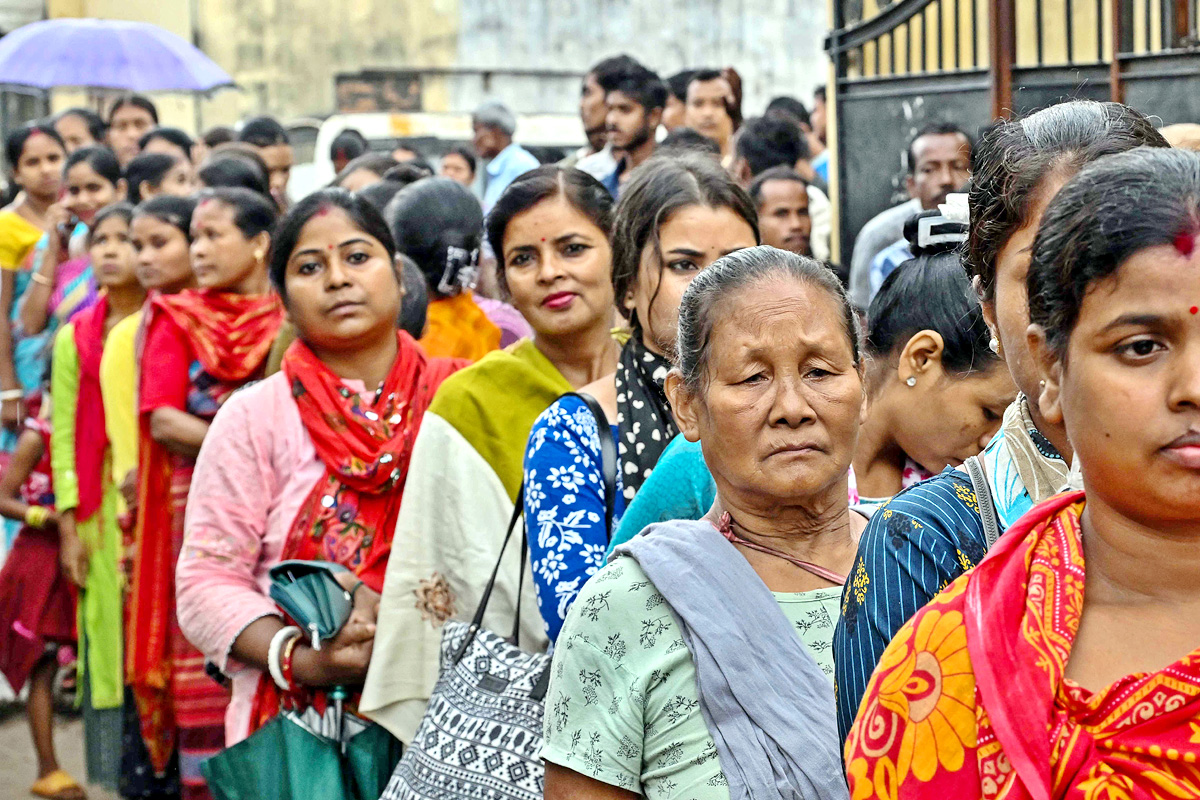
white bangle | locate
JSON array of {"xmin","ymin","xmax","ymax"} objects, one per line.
[
  {"xmin": 268, "ymin": 625, "xmax": 301, "ymax": 692},
  {"xmin": 0, "ymin": 389, "xmax": 22, "ymax": 401}
]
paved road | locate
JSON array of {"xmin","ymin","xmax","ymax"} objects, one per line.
[{"xmin": 0, "ymin": 707, "xmax": 119, "ymax": 800}]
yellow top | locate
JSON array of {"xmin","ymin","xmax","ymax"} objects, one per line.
[
  {"xmin": 99, "ymin": 310, "xmax": 142, "ymax": 511},
  {"xmin": 0, "ymin": 209, "xmax": 43, "ymax": 270}
]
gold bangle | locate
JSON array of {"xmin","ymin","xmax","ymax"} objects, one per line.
[
  {"xmin": 24, "ymin": 505, "xmax": 49, "ymax": 528},
  {"xmin": 29, "ymin": 272, "xmax": 52, "ymax": 287}
]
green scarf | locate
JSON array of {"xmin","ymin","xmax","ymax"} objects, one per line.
[{"xmin": 427, "ymin": 339, "xmax": 572, "ymax": 500}]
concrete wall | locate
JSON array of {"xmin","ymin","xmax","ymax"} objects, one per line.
[
  {"xmin": 40, "ymin": 0, "xmax": 830, "ymax": 134},
  {"xmin": 451, "ymin": 0, "xmax": 830, "ymax": 114}
]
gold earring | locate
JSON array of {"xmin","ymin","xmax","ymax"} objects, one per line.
[{"xmin": 254, "ymin": 249, "xmax": 265, "ymax": 263}]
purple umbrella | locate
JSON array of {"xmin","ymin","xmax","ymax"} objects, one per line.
[{"xmin": 0, "ymin": 18, "xmax": 233, "ymax": 92}]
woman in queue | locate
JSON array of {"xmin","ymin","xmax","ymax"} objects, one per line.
[
  {"xmin": 385, "ymin": 177, "xmax": 502, "ymax": 360},
  {"xmin": 177, "ymin": 189, "xmax": 463, "ymax": 750},
  {"xmin": 129, "ymin": 188, "xmax": 281, "ymax": 798},
  {"xmin": 0, "ymin": 125, "xmax": 64, "ymax": 431},
  {"xmin": 544, "ymin": 247, "xmax": 858, "ymax": 799},
  {"xmin": 50, "ymin": 202, "xmax": 145, "ymax": 793},
  {"xmin": 524, "ymin": 152, "xmax": 759, "ymax": 642},
  {"xmin": 833, "ymin": 101, "xmax": 1170, "ymax": 739},
  {"xmin": 609, "ymin": 208, "xmax": 1015, "ymax": 545},
  {"xmin": 102, "ymin": 196, "xmax": 201, "ymax": 517},
  {"xmin": 850, "ymin": 211, "xmax": 1016, "ymax": 500},
  {"xmin": 13, "ymin": 145, "xmax": 123, "ymax": 429},
  {"xmin": 0, "ymin": 390, "xmax": 76, "ymax": 800},
  {"xmin": 125, "ymin": 152, "xmax": 196, "ymax": 205},
  {"xmin": 360, "ymin": 166, "xmax": 618, "ymax": 737},
  {"xmin": 846, "ymin": 144, "xmax": 1200, "ymax": 799}
]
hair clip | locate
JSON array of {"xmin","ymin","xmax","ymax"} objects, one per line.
[{"xmin": 438, "ymin": 245, "xmax": 480, "ymax": 295}]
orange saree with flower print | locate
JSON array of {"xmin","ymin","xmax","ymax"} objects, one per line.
[{"xmin": 845, "ymin": 491, "xmax": 1200, "ymax": 800}]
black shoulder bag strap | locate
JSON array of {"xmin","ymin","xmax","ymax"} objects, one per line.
[{"xmin": 964, "ymin": 455, "xmax": 1002, "ymax": 550}]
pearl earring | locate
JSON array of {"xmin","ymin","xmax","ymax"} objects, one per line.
[
  {"xmin": 988, "ymin": 336, "xmax": 1000, "ymax": 354},
  {"xmin": 906, "ymin": 376, "xmax": 917, "ymax": 387}
]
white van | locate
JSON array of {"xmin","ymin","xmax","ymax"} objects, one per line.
[{"xmin": 289, "ymin": 111, "xmax": 583, "ymax": 200}]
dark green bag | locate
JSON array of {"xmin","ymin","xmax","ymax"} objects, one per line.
[{"xmin": 201, "ymin": 708, "xmax": 402, "ymax": 800}]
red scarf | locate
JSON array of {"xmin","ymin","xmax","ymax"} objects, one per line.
[
  {"xmin": 249, "ymin": 331, "xmax": 464, "ymax": 729},
  {"xmin": 71, "ymin": 296, "xmax": 108, "ymax": 522},
  {"xmin": 150, "ymin": 288, "xmax": 284, "ymax": 382},
  {"xmin": 127, "ymin": 289, "xmax": 283, "ymax": 773}
]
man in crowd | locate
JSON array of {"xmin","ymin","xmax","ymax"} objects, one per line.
[
  {"xmin": 571, "ymin": 54, "xmax": 638, "ymax": 179},
  {"xmin": 330, "ymin": 128, "xmax": 368, "ymax": 174},
  {"xmin": 685, "ymin": 69, "xmax": 737, "ymax": 160},
  {"xmin": 749, "ymin": 166, "xmax": 812, "ymax": 257},
  {"xmin": 53, "ymin": 108, "xmax": 106, "ymax": 154},
  {"xmin": 730, "ymin": 114, "xmax": 832, "ymax": 260},
  {"xmin": 473, "ymin": 99, "xmax": 540, "ymax": 213},
  {"xmin": 600, "ymin": 62, "xmax": 666, "ymax": 196},
  {"xmin": 810, "ymin": 85, "xmax": 829, "ymax": 182},
  {"xmin": 238, "ymin": 115, "xmax": 295, "ymax": 211},
  {"xmin": 848, "ymin": 122, "xmax": 972, "ymax": 308},
  {"xmin": 763, "ymin": 95, "xmax": 827, "ymax": 193},
  {"xmin": 661, "ymin": 70, "xmax": 696, "ymax": 132}
]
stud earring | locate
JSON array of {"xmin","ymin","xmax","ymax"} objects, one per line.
[
  {"xmin": 254, "ymin": 249, "xmax": 265, "ymax": 263},
  {"xmin": 988, "ymin": 336, "xmax": 1000, "ymax": 354},
  {"xmin": 906, "ymin": 376, "xmax": 917, "ymax": 387}
]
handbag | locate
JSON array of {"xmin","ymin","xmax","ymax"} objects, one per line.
[{"xmin": 381, "ymin": 392, "xmax": 617, "ymax": 800}]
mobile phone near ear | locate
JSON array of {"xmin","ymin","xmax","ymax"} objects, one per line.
[{"xmin": 57, "ymin": 214, "xmax": 79, "ymax": 244}]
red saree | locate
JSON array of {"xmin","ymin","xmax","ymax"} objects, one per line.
[
  {"xmin": 845, "ymin": 491, "xmax": 1200, "ymax": 800},
  {"xmin": 71, "ymin": 297, "xmax": 108, "ymax": 523},
  {"xmin": 128, "ymin": 289, "xmax": 283, "ymax": 785},
  {"xmin": 249, "ymin": 331, "xmax": 464, "ymax": 728}
]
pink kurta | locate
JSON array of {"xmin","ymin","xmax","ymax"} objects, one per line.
[{"xmin": 177, "ymin": 371, "xmax": 333, "ymax": 745}]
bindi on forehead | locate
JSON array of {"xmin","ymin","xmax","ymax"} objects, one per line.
[{"xmin": 1175, "ymin": 231, "xmax": 1195, "ymax": 258}]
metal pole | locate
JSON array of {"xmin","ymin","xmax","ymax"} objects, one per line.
[
  {"xmin": 990, "ymin": 0, "xmax": 1016, "ymax": 118},
  {"xmin": 1111, "ymin": 0, "xmax": 1125, "ymax": 101}
]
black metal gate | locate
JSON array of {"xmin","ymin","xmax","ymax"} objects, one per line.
[{"xmin": 827, "ymin": 0, "xmax": 1200, "ymax": 263}]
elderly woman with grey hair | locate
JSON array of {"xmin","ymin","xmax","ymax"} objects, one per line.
[
  {"xmin": 542, "ymin": 246, "xmax": 863, "ymax": 800},
  {"xmin": 472, "ymin": 99, "xmax": 540, "ymax": 212}
]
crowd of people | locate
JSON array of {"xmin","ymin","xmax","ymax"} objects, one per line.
[{"xmin": 0, "ymin": 49, "xmax": 1198, "ymax": 800}]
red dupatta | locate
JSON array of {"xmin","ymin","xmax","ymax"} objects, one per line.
[
  {"xmin": 845, "ymin": 491, "xmax": 1200, "ymax": 799},
  {"xmin": 248, "ymin": 330, "xmax": 464, "ymax": 729},
  {"xmin": 71, "ymin": 296, "xmax": 108, "ymax": 522},
  {"xmin": 128, "ymin": 289, "xmax": 283, "ymax": 772}
]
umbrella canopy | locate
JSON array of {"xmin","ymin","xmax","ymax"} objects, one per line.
[{"xmin": 0, "ymin": 17, "xmax": 233, "ymax": 92}]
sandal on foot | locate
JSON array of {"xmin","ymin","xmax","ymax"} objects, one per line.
[{"xmin": 30, "ymin": 770, "xmax": 86, "ymax": 800}]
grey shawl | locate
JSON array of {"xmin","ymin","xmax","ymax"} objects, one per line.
[{"xmin": 613, "ymin": 519, "xmax": 849, "ymax": 800}]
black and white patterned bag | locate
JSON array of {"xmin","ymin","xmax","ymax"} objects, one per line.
[
  {"xmin": 382, "ymin": 393, "xmax": 616, "ymax": 800},
  {"xmin": 381, "ymin": 615, "xmax": 550, "ymax": 800}
]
